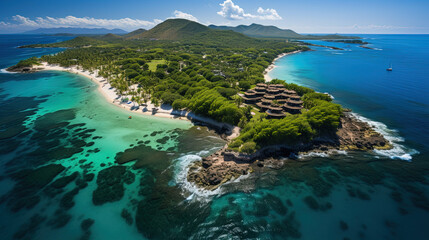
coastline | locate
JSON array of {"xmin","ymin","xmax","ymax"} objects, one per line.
[
  {"xmin": 33, "ymin": 62, "xmax": 240, "ymax": 140},
  {"xmin": 263, "ymin": 50, "xmax": 302, "ymax": 82}
]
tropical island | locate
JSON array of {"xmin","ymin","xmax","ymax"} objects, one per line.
[{"xmin": 8, "ymin": 19, "xmax": 391, "ymax": 190}]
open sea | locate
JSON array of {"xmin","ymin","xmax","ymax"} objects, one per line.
[{"xmin": 0, "ymin": 34, "xmax": 428, "ymax": 240}]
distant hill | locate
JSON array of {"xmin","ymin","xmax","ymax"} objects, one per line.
[
  {"xmin": 97, "ymin": 33, "xmax": 123, "ymax": 41},
  {"xmin": 209, "ymin": 23, "xmax": 303, "ymax": 39},
  {"xmin": 22, "ymin": 27, "xmax": 128, "ymax": 35},
  {"xmin": 209, "ymin": 23, "xmax": 359, "ymax": 40},
  {"xmin": 123, "ymin": 28, "xmax": 147, "ymax": 38},
  {"xmin": 127, "ymin": 19, "xmax": 210, "ymax": 40}
]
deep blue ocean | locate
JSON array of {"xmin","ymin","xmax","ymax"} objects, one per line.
[
  {"xmin": 0, "ymin": 34, "xmax": 428, "ymax": 240},
  {"xmin": 270, "ymin": 35, "xmax": 429, "ymax": 161}
]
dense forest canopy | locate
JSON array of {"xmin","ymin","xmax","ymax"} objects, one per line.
[{"xmin": 19, "ymin": 19, "xmax": 344, "ymax": 152}]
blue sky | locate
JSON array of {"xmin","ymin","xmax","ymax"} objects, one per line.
[{"xmin": 1, "ymin": 0, "xmax": 428, "ymax": 33}]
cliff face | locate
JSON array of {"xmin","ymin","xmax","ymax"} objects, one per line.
[{"xmin": 187, "ymin": 112, "xmax": 391, "ymax": 190}]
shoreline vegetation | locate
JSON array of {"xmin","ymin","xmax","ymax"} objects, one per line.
[
  {"xmin": 7, "ymin": 18, "xmax": 392, "ymax": 191},
  {"xmin": 7, "ymin": 62, "xmax": 241, "ymax": 140}
]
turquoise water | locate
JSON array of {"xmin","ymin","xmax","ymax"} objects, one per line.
[{"xmin": 1, "ymin": 35, "xmax": 429, "ymax": 239}]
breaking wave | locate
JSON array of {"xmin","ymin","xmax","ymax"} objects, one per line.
[
  {"xmin": 350, "ymin": 113, "xmax": 419, "ymax": 161},
  {"xmin": 0, "ymin": 68, "xmax": 16, "ymax": 74}
]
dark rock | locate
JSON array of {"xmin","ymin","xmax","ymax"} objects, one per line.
[
  {"xmin": 121, "ymin": 209, "xmax": 133, "ymax": 225},
  {"xmin": 303, "ymin": 196, "xmax": 319, "ymax": 210},
  {"xmin": 265, "ymin": 194, "xmax": 288, "ymax": 215},
  {"xmin": 60, "ymin": 187, "xmax": 80, "ymax": 210},
  {"xmin": 340, "ymin": 220, "xmax": 348, "ymax": 231},
  {"xmin": 50, "ymin": 172, "xmax": 79, "ymax": 189},
  {"xmin": 81, "ymin": 218, "xmax": 95, "ymax": 231},
  {"xmin": 76, "ymin": 178, "xmax": 88, "ymax": 189},
  {"xmin": 13, "ymin": 214, "xmax": 46, "ymax": 239},
  {"xmin": 48, "ymin": 210, "xmax": 72, "ymax": 229},
  {"xmin": 92, "ymin": 166, "xmax": 135, "ymax": 205},
  {"xmin": 280, "ymin": 212, "xmax": 302, "ymax": 239},
  {"xmin": 156, "ymin": 136, "xmax": 169, "ymax": 144},
  {"xmin": 83, "ymin": 173, "xmax": 95, "ymax": 182},
  {"xmin": 7, "ymin": 164, "xmax": 65, "ymax": 212},
  {"xmin": 202, "ymin": 158, "xmax": 212, "ymax": 168}
]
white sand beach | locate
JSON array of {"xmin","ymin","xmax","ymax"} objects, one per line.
[
  {"xmin": 38, "ymin": 62, "xmax": 239, "ymax": 140},
  {"xmin": 263, "ymin": 50, "xmax": 302, "ymax": 82}
]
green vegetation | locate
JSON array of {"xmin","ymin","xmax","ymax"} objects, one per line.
[
  {"xmin": 129, "ymin": 19, "xmax": 209, "ymax": 40},
  {"xmin": 229, "ymin": 81, "xmax": 341, "ymax": 153},
  {"xmin": 147, "ymin": 59, "xmax": 167, "ymax": 71},
  {"xmin": 209, "ymin": 23, "xmax": 360, "ymax": 40},
  {"xmin": 15, "ymin": 57, "xmax": 41, "ymax": 67},
  {"xmin": 30, "ymin": 19, "xmax": 307, "ymax": 126},
  {"xmin": 123, "ymin": 28, "xmax": 147, "ymax": 38},
  {"xmin": 209, "ymin": 24, "xmax": 303, "ymax": 39},
  {"xmin": 17, "ymin": 19, "xmax": 345, "ymax": 152}
]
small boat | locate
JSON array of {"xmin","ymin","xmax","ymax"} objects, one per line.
[
  {"xmin": 386, "ymin": 63, "xmax": 393, "ymax": 71},
  {"xmin": 128, "ymin": 116, "xmax": 132, "ymax": 119}
]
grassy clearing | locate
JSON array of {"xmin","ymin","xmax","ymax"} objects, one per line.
[
  {"xmin": 147, "ymin": 59, "xmax": 166, "ymax": 71},
  {"xmin": 250, "ymin": 107, "xmax": 265, "ymax": 123}
]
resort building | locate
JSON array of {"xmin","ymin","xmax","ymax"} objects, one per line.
[{"xmin": 241, "ymin": 83, "xmax": 304, "ymax": 118}]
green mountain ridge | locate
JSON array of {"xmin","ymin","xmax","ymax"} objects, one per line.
[
  {"xmin": 209, "ymin": 23, "xmax": 303, "ymax": 39},
  {"xmin": 209, "ymin": 23, "xmax": 359, "ymax": 40},
  {"xmin": 127, "ymin": 19, "xmax": 210, "ymax": 40},
  {"xmin": 123, "ymin": 28, "xmax": 147, "ymax": 38}
]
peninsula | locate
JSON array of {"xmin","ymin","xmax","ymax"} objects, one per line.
[{"xmin": 8, "ymin": 19, "xmax": 391, "ymax": 190}]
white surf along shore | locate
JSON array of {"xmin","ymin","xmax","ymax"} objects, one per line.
[
  {"xmin": 264, "ymin": 50, "xmax": 302, "ymax": 82},
  {"xmin": 37, "ymin": 62, "xmax": 240, "ymax": 140}
]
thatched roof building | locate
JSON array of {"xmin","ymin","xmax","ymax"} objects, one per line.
[{"xmin": 241, "ymin": 83, "xmax": 304, "ymax": 118}]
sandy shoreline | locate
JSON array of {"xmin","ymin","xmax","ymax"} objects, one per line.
[
  {"xmin": 6, "ymin": 50, "xmax": 300, "ymax": 141},
  {"xmin": 34, "ymin": 62, "xmax": 239, "ymax": 140},
  {"xmin": 263, "ymin": 50, "xmax": 302, "ymax": 82}
]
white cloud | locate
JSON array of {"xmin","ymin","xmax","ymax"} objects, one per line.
[
  {"xmin": 173, "ymin": 10, "xmax": 198, "ymax": 22},
  {"xmin": 256, "ymin": 7, "xmax": 282, "ymax": 20},
  {"xmin": 217, "ymin": 0, "xmax": 282, "ymax": 20},
  {"xmin": 0, "ymin": 15, "xmax": 163, "ymax": 32}
]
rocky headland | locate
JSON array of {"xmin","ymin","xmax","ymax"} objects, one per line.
[
  {"xmin": 6, "ymin": 65, "xmax": 44, "ymax": 73},
  {"xmin": 187, "ymin": 112, "xmax": 392, "ymax": 190}
]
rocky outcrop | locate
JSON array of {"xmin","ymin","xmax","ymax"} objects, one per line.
[
  {"xmin": 6, "ymin": 65, "xmax": 44, "ymax": 73},
  {"xmin": 187, "ymin": 146, "xmax": 251, "ymax": 190},
  {"xmin": 337, "ymin": 113, "xmax": 390, "ymax": 150},
  {"xmin": 188, "ymin": 112, "xmax": 392, "ymax": 189}
]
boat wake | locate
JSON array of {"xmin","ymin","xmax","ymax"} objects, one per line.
[{"xmin": 350, "ymin": 113, "xmax": 419, "ymax": 161}]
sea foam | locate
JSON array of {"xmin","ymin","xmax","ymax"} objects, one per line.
[
  {"xmin": 350, "ymin": 112, "xmax": 419, "ymax": 161},
  {"xmin": 0, "ymin": 68, "xmax": 16, "ymax": 74},
  {"xmin": 171, "ymin": 152, "xmax": 222, "ymax": 202}
]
